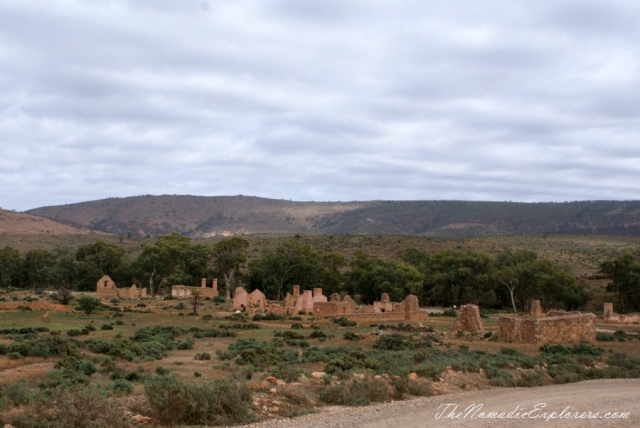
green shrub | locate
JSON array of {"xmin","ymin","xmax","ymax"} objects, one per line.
[
  {"xmin": 252, "ymin": 313, "xmax": 285, "ymax": 321},
  {"xmin": 309, "ymin": 330, "xmax": 327, "ymax": 339},
  {"xmin": 373, "ymin": 334, "xmax": 416, "ymax": 351},
  {"xmin": 267, "ymin": 363, "xmax": 303, "ymax": 383},
  {"xmin": 195, "ymin": 352, "xmax": 212, "ymax": 361},
  {"xmin": 144, "ymin": 376, "xmax": 253, "ymax": 426},
  {"xmin": 191, "ymin": 328, "xmax": 236, "ymax": 338},
  {"xmin": 155, "ymin": 365, "xmax": 171, "ymax": 376},
  {"xmin": 101, "ymin": 324, "xmax": 114, "ymax": 330},
  {"xmin": 291, "ymin": 323, "xmax": 304, "ymax": 329},
  {"xmin": 176, "ymin": 338, "xmax": 195, "ymax": 350},
  {"xmin": 343, "ymin": 332, "xmax": 362, "ymax": 341},
  {"xmin": 7, "ymin": 386, "xmax": 131, "ymax": 428},
  {"xmin": 76, "ymin": 295, "xmax": 102, "ymax": 315},
  {"xmin": 115, "ymin": 320, "xmax": 124, "ymax": 326},
  {"xmin": 9, "ymin": 336, "xmax": 80, "ymax": 359},
  {"xmin": 319, "ymin": 378, "xmax": 390, "ymax": 406},
  {"xmin": 596, "ymin": 332, "xmax": 615, "ymax": 341},
  {"xmin": 0, "ymin": 380, "xmax": 36, "ymax": 408},
  {"xmin": 224, "ymin": 339, "xmax": 298, "ymax": 368},
  {"xmin": 113, "ymin": 378, "xmax": 134, "ymax": 395},
  {"xmin": 325, "ymin": 350, "xmax": 379, "ymax": 374},
  {"xmin": 331, "ymin": 317, "xmax": 357, "ymax": 327}
]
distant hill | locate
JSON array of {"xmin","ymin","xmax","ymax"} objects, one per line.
[
  {"xmin": 26, "ymin": 196, "xmax": 640, "ymax": 238},
  {"xmin": 0, "ymin": 208, "xmax": 94, "ymax": 236}
]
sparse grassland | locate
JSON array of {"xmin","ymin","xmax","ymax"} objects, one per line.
[{"xmin": 0, "ymin": 289, "xmax": 638, "ymax": 426}]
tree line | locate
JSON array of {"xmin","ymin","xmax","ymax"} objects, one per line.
[{"xmin": 1, "ymin": 233, "xmax": 637, "ymax": 312}]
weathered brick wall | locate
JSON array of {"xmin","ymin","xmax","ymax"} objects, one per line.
[
  {"xmin": 451, "ymin": 304, "xmax": 484, "ymax": 333},
  {"xmin": 499, "ymin": 313, "xmax": 595, "ymax": 344}
]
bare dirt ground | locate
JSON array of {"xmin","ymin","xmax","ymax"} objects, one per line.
[{"xmin": 247, "ymin": 379, "xmax": 640, "ymax": 428}]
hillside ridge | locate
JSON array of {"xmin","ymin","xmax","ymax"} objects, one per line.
[{"xmin": 25, "ymin": 195, "xmax": 640, "ymax": 238}]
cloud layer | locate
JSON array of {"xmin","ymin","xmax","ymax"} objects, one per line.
[{"xmin": 1, "ymin": 0, "xmax": 640, "ymax": 211}]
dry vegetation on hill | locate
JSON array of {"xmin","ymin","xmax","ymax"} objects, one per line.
[
  {"xmin": 0, "ymin": 208, "xmax": 93, "ymax": 236},
  {"xmin": 25, "ymin": 195, "xmax": 640, "ymax": 238}
]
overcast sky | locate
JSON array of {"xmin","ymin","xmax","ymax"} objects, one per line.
[{"xmin": 1, "ymin": 1, "xmax": 640, "ymax": 211}]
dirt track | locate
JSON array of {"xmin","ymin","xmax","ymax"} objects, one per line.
[{"xmin": 248, "ymin": 379, "xmax": 640, "ymax": 428}]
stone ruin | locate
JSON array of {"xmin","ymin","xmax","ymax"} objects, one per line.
[
  {"xmin": 313, "ymin": 292, "xmax": 427, "ymax": 322},
  {"xmin": 233, "ymin": 286, "xmax": 267, "ymax": 311},
  {"xmin": 313, "ymin": 293, "xmax": 358, "ymax": 317},
  {"xmin": 96, "ymin": 275, "xmax": 146, "ymax": 299},
  {"xmin": 284, "ymin": 286, "xmax": 327, "ymax": 314},
  {"xmin": 530, "ymin": 300, "xmax": 542, "ymax": 317},
  {"xmin": 451, "ymin": 304, "xmax": 484, "ymax": 333},
  {"xmin": 602, "ymin": 303, "xmax": 640, "ymax": 324},
  {"xmin": 498, "ymin": 312, "xmax": 596, "ymax": 344},
  {"xmin": 230, "ymin": 285, "xmax": 428, "ymax": 321},
  {"xmin": 171, "ymin": 278, "xmax": 219, "ymax": 300}
]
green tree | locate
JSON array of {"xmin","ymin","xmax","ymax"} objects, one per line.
[
  {"xmin": 247, "ymin": 240, "xmax": 322, "ymax": 300},
  {"xmin": 134, "ymin": 233, "xmax": 213, "ymax": 296},
  {"xmin": 75, "ymin": 241, "xmax": 129, "ymax": 291},
  {"xmin": 427, "ymin": 249, "xmax": 494, "ymax": 307},
  {"xmin": 22, "ymin": 249, "xmax": 57, "ymax": 288},
  {"xmin": 601, "ymin": 254, "xmax": 640, "ymax": 313},
  {"xmin": 76, "ymin": 295, "xmax": 102, "ymax": 315},
  {"xmin": 0, "ymin": 246, "xmax": 22, "ymax": 288},
  {"xmin": 212, "ymin": 237, "xmax": 249, "ymax": 299},
  {"xmin": 346, "ymin": 250, "xmax": 423, "ymax": 304},
  {"xmin": 190, "ymin": 289, "xmax": 201, "ymax": 315}
]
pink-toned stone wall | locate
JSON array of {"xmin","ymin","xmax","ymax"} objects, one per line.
[
  {"xmin": 530, "ymin": 300, "xmax": 542, "ymax": 317},
  {"xmin": 97, "ymin": 275, "xmax": 146, "ymax": 299},
  {"xmin": 602, "ymin": 303, "xmax": 640, "ymax": 324},
  {"xmin": 451, "ymin": 304, "xmax": 484, "ymax": 333},
  {"xmin": 498, "ymin": 313, "xmax": 595, "ymax": 344}
]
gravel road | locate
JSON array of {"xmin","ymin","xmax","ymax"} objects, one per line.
[{"xmin": 245, "ymin": 379, "xmax": 640, "ymax": 428}]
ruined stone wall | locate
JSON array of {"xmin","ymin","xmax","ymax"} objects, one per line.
[
  {"xmin": 97, "ymin": 275, "xmax": 145, "ymax": 299},
  {"xmin": 537, "ymin": 314, "xmax": 596, "ymax": 343},
  {"xmin": 498, "ymin": 313, "xmax": 595, "ymax": 344},
  {"xmin": 602, "ymin": 303, "xmax": 640, "ymax": 324},
  {"xmin": 342, "ymin": 311, "xmax": 429, "ymax": 323},
  {"xmin": 172, "ymin": 278, "xmax": 218, "ymax": 300},
  {"xmin": 233, "ymin": 286, "xmax": 249, "ymax": 310},
  {"xmin": 530, "ymin": 300, "xmax": 542, "ymax": 317},
  {"xmin": 172, "ymin": 285, "xmax": 217, "ymax": 300},
  {"xmin": 451, "ymin": 304, "xmax": 484, "ymax": 333}
]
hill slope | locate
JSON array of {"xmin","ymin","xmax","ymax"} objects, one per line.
[
  {"xmin": 0, "ymin": 208, "xmax": 94, "ymax": 236},
  {"xmin": 26, "ymin": 196, "xmax": 640, "ymax": 238}
]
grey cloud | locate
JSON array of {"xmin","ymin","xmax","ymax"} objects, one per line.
[{"xmin": 1, "ymin": 0, "xmax": 640, "ymax": 211}]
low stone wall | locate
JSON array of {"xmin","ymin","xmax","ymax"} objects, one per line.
[
  {"xmin": 603, "ymin": 303, "xmax": 640, "ymax": 324},
  {"xmin": 171, "ymin": 286, "xmax": 218, "ymax": 300},
  {"xmin": 342, "ymin": 310, "xmax": 429, "ymax": 323},
  {"xmin": 498, "ymin": 313, "xmax": 595, "ymax": 344}
]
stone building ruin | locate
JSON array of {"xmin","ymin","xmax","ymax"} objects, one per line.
[
  {"xmin": 96, "ymin": 275, "xmax": 146, "ymax": 299},
  {"xmin": 171, "ymin": 278, "xmax": 219, "ymax": 300},
  {"xmin": 316, "ymin": 292, "xmax": 427, "ymax": 322},
  {"xmin": 498, "ymin": 312, "xmax": 595, "ymax": 344},
  {"xmin": 451, "ymin": 304, "xmax": 484, "ymax": 333},
  {"xmin": 602, "ymin": 303, "xmax": 640, "ymax": 324},
  {"xmin": 231, "ymin": 285, "xmax": 428, "ymax": 321},
  {"xmin": 233, "ymin": 286, "xmax": 267, "ymax": 311}
]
